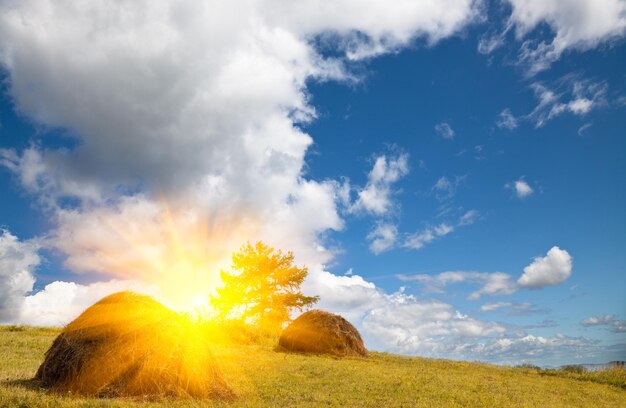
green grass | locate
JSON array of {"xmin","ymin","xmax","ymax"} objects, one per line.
[{"xmin": 1, "ymin": 326, "xmax": 625, "ymax": 407}]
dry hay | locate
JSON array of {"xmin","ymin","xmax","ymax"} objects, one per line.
[
  {"xmin": 35, "ymin": 292, "xmax": 234, "ymax": 400},
  {"xmin": 278, "ymin": 309, "xmax": 367, "ymax": 357}
]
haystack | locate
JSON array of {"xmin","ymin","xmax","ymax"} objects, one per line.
[
  {"xmin": 35, "ymin": 292, "xmax": 234, "ymax": 400},
  {"xmin": 278, "ymin": 309, "xmax": 367, "ymax": 357}
]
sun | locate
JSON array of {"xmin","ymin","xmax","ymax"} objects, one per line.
[{"xmin": 87, "ymin": 200, "xmax": 261, "ymax": 314}]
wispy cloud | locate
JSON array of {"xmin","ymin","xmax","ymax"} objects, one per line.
[
  {"xmin": 398, "ymin": 271, "xmax": 517, "ymax": 300},
  {"xmin": 458, "ymin": 209, "xmax": 479, "ymax": 226},
  {"xmin": 497, "ymin": 78, "xmax": 607, "ymax": 130},
  {"xmin": 404, "ymin": 224, "xmax": 454, "ymax": 250},
  {"xmin": 581, "ymin": 315, "xmax": 626, "ymax": 333},
  {"xmin": 523, "ymin": 319, "xmax": 559, "ymax": 329},
  {"xmin": 496, "ymin": 108, "xmax": 519, "ymax": 130},
  {"xmin": 403, "ymin": 210, "xmax": 479, "ymax": 251},
  {"xmin": 435, "ymin": 122, "xmax": 455, "ymax": 140},
  {"xmin": 478, "ymin": 32, "xmax": 506, "ymax": 55},
  {"xmin": 432, "ymin": 175, "xmax": 466, "ymax": 202},
  {"xmin": 527, "ymin": 80, "xmax": 607, "ymax": 127},
  {"xmin": 480, "ymin": 302, "xmax": 548, "ymax": 316},
  {"xmin": 577, "ymin": 122, "xmax": 592, "ymax": 136}
]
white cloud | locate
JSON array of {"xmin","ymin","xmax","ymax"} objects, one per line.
[
  {"xmin": 432, "ymin": 176, "xmax": 464, "ymax": 202},
  {"xmin": 492, "ymin": 78, "xmax": 608, "ymax": 129},
  {"xmin": 399, "ymin": 271, "xmax": 518, "ymax": 300},
  {"xmin": 366, "ymin": 210, "xmax": 477, "ymax": 255},
  {"xmin": 481, "ymin": 302, "xmax": 514, "ymax": 312},
  {"xmin": 528, "ymin": 79, "xmax": 606, "ymax": 127},
  {"xmin": 334, "ymin": 177, "xmax": 352, "ymax": 208},
  {"xmin": 577, "ymin": 122, "xmax": 592, "ymax": 136},
  {"xmin": 0, "ymin": 230, "xmax": 39, "ymax": 323},
  {"xmin": 435, "ymin": 122, "xmax": 455, "ymax": 140},
  {"xmin": 434, "ymin": 223, "xmax": 455, "ymax": 236},
  {"xmin": 518, "ymin": 246, "xmax": 573, "ymax": 289},
  {"xmin": 0, "ymin": 230, "xmax": 160, "ymax": 326},
  {"xmin": 468, "ymin": 272, "xmax": 517, "ymax": 300},
  {"xmin": 609, "ymin": 321, "xmax": 626, "ymax": 333},
  {"xmin": 581, "ymin": 315, "xmax": 614, "ymax": 326},
  {"xmin": 303, "ymin": 269, "xmax": 385, "ymax": 322},
  {"xmin": 403, "ymin": 210, "xmax": 478, "ymax": 250},
  {"xmin": 361, "ymin": 170, "xmax": 478, "ymax": 252},
  {"xmin": 478, "ymin": 33, "xmax": 505, "ymax": 54},
  {"xmin": 404, "ymin": 223, "xmax": 454, "ymax": 250},
  {"xmin": 18, "ymin": 280, "xmax": 159, "ymax": 327},
  {"xmin": 480, "ymin": 302, "xmax": 544, "ymax": 315},
  {"xmin": 401, "ymin": 246, "xmax": 573, "ymax": 299},
  {"xmin": 496, "ymin": 108, "xmax": 519, "ymax": 130},
  {"xmin": 362, "ymin": 298, "xmax": 506, "ymax": 355},
  {"xmin": 367, "ymin": 223, "xmax": 398, "ymax": 255},
  {"xmin": 468, "ymin": 273, "xmax": 519, "ymax": 300},
  {"xmin": 524, "ymin": 319, "xmax": 559, "ymax": 329},
  {"xmin": 351, "ymin": 153, "xmax": 409, "ymax": 216},
  {"xmin": 431, "ymin": 175, "xmax": 468, "ymax": 220},
  {"xmin": 459, "ymin": 209, "xmax": 480, "ymax": 226},
  {"xmin": 507, "ymin": 178, "xmax": 534, "ymax": 198},
  {"xmin": 304, "ymin": 271, "xmax": 513, "ymax": 361},
  {"xmin": 433, "ymin": 176, "xmax": 454, "ymax": 197},
  {"xmin": 0, "ymin": 0, "xmax": 478, "ymax": 213},
  {"xmin": 507, "ymin": 0, "xmax": 626, "ymax": 73},
  {"xmin": 358, "ymin": 290, "xmax": 600, "ymax": 365},
  {"xmin": 455, "ymin": 334, "xmax": 599, "ymax": 365},
  {"xmin": 275, "ymin": 0, "xmax": 484, "ymax": 60},
  {"xmin": 581, "ymin": 315, "xmax": 626, "ymax": 333},
  {"xmin": 349, "ymin": 153, "xmax": 409, "ymax": 254}
]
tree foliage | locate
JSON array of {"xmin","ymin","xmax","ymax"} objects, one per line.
[{"xmin": 211, "ymin": 242, "xmax": 319, "ymax": 333}]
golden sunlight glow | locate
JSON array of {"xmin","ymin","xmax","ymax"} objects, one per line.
[
  {"xmin": 85, "ymin": 200, "xmax": 261, "ymax": 313},
  {"xmin": 36, "ymin": 292, "xmax": 236, "ymax": 399}
]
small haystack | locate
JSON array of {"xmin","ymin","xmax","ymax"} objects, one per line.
[
  {"xmin": 35, "ymin": 292, "xmax": 234, "ymax": 400},
  {"xmin": 278, "ymin": 309, "xmax": 367, "ymax": 357}
]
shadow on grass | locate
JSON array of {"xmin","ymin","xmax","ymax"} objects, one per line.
[{"xmin": 1, "ymin": 377, "xmax": 45, "ymax": 392}]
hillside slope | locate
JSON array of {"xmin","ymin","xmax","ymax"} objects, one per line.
[{"xmin": 1, "ymin": 326, "xmax": 624, "ymax": 407}]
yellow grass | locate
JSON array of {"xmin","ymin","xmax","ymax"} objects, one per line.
[{"xmin": 1, "ymin": 326, "xmax": 625, "ymax": 407}]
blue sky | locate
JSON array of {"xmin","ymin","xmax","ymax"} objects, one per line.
[{"xmin": 0, "ymin": 0, "xmax": 625, "ymax": 366}]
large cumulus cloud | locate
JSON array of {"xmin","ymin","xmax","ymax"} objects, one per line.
[{"xmin": 0, "ymin": 0, "xmax": 482, "ymax": 319}]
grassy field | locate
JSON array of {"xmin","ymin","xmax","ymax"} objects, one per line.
[{"xmin": 1, "ymin": 326, "xmax": 625, "ymax": 407}]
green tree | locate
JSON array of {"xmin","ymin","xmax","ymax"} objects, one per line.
[{"xmin": 211, "ymin": 241, "xmax": 319, "ymax": 333}]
